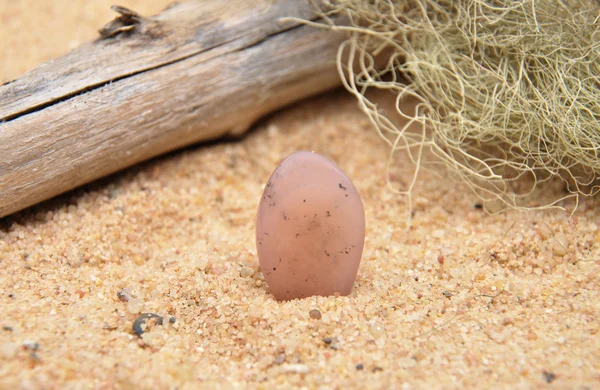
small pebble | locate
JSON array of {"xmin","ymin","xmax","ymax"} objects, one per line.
[
  {"xmin": 322, "ymin": 336, "xmax": 341, "ymax": 350},
  {"xmin": 127, "ymin": 298, "xmax": 144, "ymax": 314},
  {"xmin": 23, "ymin": 340, "xmax": 40, "ymax": 351},
  {"xmin": 309, "ymin": 309, "xmax": 322, "ymax": 320},
  {"xmin": 543, "ymin": 370, "xmax": 556, "ymax": 383},
  {"xmin": 239, "ymin": 267, "xmax": 254, "ymax": 278},
  {"xmin": 356, "ymin": 363, "xmax": 364, "ymax": 370},
  {"xmin": 3, "ymin": 325, "xmax": 13, "ymax": 332},
  {"xmin": 132, "ymin": 313, "xmax": 163, "ymax": 337},
  {"xmin": 169, "ymin": 316, "xmax": 176, "ymax": 324},
  {"xmin": 552, "ymin": 233, "xmax": 568, "ymax": 256},
  {"xmin": 117, "ymin": 288, "xmax": 133, "ymax": 302},
  {"xmin": 274, "ymin": 353, "xmax": 286, "ymax": 365},
  {"xmin": 369, "ymin": 323, "xmax": 386, "ymax": 340},
  {"xmin": 282, "ymin": 364, "xmax": 311, "ymax": 374},
  {"xmin": 109, "ymin": 188, "xmax": 122, "ymax": 199}
]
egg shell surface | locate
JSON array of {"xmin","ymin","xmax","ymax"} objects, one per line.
[{"xmin": 256, "ymin": 151, "xmax": 365, "ymax": 301}]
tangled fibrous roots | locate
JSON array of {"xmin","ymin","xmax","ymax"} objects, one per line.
[{"xmin": 291, "ymin": 0, "xmax": 600, "ymax": 213}]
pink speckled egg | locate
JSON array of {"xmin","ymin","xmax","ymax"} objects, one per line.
[{"xmin": 256, "ymin": 151, "xmax": 365, "ymax": 301}]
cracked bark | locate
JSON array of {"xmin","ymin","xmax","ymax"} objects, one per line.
[{"xmin": 0, "ymin": 0, "xmax": 344, "ymax": 218}]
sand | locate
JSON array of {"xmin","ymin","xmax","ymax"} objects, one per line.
[{"xmin": 1, "ymin": 1, "xmax": 599, "ymax": 389}]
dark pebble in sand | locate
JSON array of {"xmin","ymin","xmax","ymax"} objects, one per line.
[{"xmin": 132, "ymin": 313, "xmax": 163, "ymax": 337}]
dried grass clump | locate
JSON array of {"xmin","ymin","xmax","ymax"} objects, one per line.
[{"xmin": 293, "ymin": 0, "xmax": 600, "ymax": 212}]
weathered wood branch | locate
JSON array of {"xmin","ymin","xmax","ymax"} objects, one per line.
[{"xmin": 0, "ymin": 0, "xmax": 344, "ymax": 218}]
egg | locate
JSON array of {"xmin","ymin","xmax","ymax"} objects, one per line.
[{"xmin": 256, "ymin": 151, "xmax": 365, "ymax": 301}]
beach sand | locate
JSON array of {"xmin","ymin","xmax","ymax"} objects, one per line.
[{"xmin": 1, "ymin": 1, "xmax": 599, "ymax": 388}]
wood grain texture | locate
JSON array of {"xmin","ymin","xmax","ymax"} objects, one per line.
[{"xmin": 0, "ymin": 0, "xmax": 344, "ymax": 218}]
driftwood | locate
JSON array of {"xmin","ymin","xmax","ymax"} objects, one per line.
[{"xmin": 0, "ymin": 0, "xmax": 344, "ymax": 218}]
